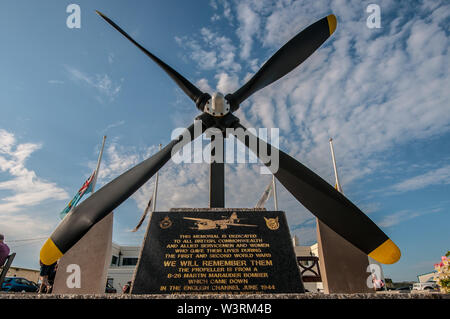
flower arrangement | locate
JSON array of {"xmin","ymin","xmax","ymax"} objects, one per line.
[{"xmin": 433, "ymin": 251, "xmax": 450, "ymax": 293}]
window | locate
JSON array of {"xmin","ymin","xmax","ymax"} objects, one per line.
[
  {"xmin": 111, "ymin": 255, "xmax": 118, "ymax": 266},
  {"xmin": 122, "ymin": 257, "xmax": 138, "ymax": 266}
]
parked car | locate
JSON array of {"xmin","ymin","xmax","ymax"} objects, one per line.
[
  {"xmin": 1, "ymin": 277, "xmax": 39, "ymax": 292},
  {"xmin": 394, "ymin": 285, "xmax": 412, "ymax": 292},
  {"xmin": 412, "ymin": 281, "xmax": 438, "ymax": 291}
]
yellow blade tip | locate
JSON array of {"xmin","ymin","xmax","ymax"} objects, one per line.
[
  {"xmin": 368, "ymin": 239, "xmax": 401, "ymax": 264},
  {"xmin": 95, "ymin": 10, "xmax": 105, "ymax": 17},
  {"xmin": 40, "ymin": 238, "xmax": 63, "ymax": 266},
  {"xmin": 327, "ymin": 14, "xmax": 337, "ymax": 35}
]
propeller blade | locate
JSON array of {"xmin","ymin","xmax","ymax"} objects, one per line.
[
  {"xmin": 95, "ymin": 10, "xmax": 209, "ymax": 108},
  {"xmin": 40, "ymin": 114, "xmax": 213, "ymax": 265},
  {"xmin": 226, "ymin": 15, "xmax": 337, "ymax": 110},
  {"xmin": 232, "ymin": 123, "xmax": 400, "ymax": 264}
]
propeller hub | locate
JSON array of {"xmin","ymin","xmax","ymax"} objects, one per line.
[{"xmin": 204, "ymin": 92, "xmax": 230, "ymax": 117}]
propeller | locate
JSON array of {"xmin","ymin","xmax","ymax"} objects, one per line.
[
  {"xmin": 40, "ymin": 114, "xmax": 214, "ymax": 265},
  {"xmin": 226, "ymin": 15, "xmax": 337, "ymax": 111},
  {"xmin": 95, "ymin": 10, "xmax": 211, "ymax": 110},
  {"xmin": 232, "ymin": 123, "xmax": 400, "ymax": 264},
  {"xmin": 41, "ymin": 12, "xmax": 400, "ymax": 266}
]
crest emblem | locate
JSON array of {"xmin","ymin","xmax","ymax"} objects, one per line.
[
  {"xmin": 159, "ymin": 216, "xmax": 172, "ymax": 229},
  {"xmin": 264, "ymin": 217, "xmax": 279, "ymax": 230}
]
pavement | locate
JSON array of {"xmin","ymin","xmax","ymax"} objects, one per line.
[{"xmin": 0, "ymin": 292, "xmax": 448, "ymax": 299}]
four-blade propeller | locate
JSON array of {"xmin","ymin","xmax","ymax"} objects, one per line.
[{"xmin": 40, "ymin": 11, "xmax": 400, "ymax": 266}]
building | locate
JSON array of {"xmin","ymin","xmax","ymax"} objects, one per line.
[
  {"xmin": 107, "ymin": 243, "xmax": 140, "ymax": 293},
  {"xmin": 292, "ymin": 236, "xmax": 324, "ymax": 292},
  {"xmin": 417, "ymin": 271, "xmax": 437, "ymax": 283},
  {"xmin": 6, "ymin": 266, "xmax": 40, "ymax": 283}
]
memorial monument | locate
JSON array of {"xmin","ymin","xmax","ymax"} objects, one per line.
[
  {"xmin": 40, "ymin": 11, "xmax": 400, "ymax": 295},
  {"xmin": 132, "ymin": 209, "xmax": 304, "ymax": 294}
]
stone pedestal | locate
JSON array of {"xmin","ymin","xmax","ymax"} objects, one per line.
[
  {"xmin": 53, "ymin": 213, "xmax": 113, "ymax": 294},
  {"xmin": 316, "ymin": 219, "xmax": 372, "ymax": 293}
]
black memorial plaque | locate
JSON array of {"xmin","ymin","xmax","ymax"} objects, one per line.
[{"xmin": 131, "ymin": 210, "xmax": 304, "ymax": 294}]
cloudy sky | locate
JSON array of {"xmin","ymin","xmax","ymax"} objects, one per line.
[{"xmin": 0, "ymin": 0, "xmax": 449, "ymax": 282}]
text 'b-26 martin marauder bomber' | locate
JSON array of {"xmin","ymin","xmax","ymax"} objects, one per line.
[{"xmin": 183, "ymin": 213, "xmax": 257, "ymax": 230}]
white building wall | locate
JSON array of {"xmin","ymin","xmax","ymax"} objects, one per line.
[
  {"xmin": 107, "ymin": 268, "xmax": 135, "ymax": 293},
  {"xmin": 418, "ymin": 272, "xmax": 436, "ymax": 283},
  {"xmin": 107, "ymin": 243, "xmax": 140, "ymax": 293}
]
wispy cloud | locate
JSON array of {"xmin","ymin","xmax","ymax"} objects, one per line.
[
  {"xmin": 377, "ymin": 207, "xmax": 443, "ymax": 228},
  {"xmin": 391, "ymin": 165, "xmax": 450, "ymax": 193},
  {"xmin": 236, "ymin": 2, "xmax": 260, "ymax": 60},
  {"xmin": 108, "ymin": 52, "xmax": 114, "ymax": 64},
  {"xmin": 95, "ymin": 142, "xmax": 142, "ymax": 185},
  {"xmin": 99, "ymin": 120, "xmax": 125, "ymax": 135},
  {"xmin": 175, "ymin": 28, "xmax": 240, "ymax": 74},
  {"xmin": 210, "ymin": 0, "xmax": 234, "ymax": 25},
  {"xmin": 215, "ymin": 72, "xmax": 239, "ymax": 93},
  {"xmin": 196, "ymin": 78, "xmax": 213, "ymax": 93},
  {"xmin": 64, "ymin": 65, "xmax": 122, "ymax": 102}
]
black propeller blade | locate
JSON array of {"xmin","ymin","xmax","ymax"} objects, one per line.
[
  {"xmin": 226, "ymin": 15, "xmax": 336, "ymax": 111},
  {"xmin": 95, "ymin": 11, "xmax": 210, "ymax": 109},
  {"xmin": 40, "ymin": 114, "xmax": 214, "ymax": 265},
  {"xmin": 232, "ymin": 123, "xmax": 400, "ymax": 264}
]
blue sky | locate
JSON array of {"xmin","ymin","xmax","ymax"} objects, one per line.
[{"xmin": 0, "ymin": 0, "xmax": 449, "ymax": 282}]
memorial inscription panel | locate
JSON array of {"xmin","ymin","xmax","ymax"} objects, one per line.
[{"xmin": 131, "ymin": 210, "xmax": 304, "ymax": 294}]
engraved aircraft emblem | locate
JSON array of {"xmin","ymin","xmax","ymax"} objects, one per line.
[{"xmin": 183, "ymin": 212, "xmax": 257, "ymax": 230}]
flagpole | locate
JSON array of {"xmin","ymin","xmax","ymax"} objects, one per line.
[
  {"xmin": 272, "ymin": 174, "xmax": 278, "ymax": 210},
  {"xmin": 329, "ymin": 137, "xmax": 343, "ymax": 193},
  {"xmin": 151, "ymin": 144, "xmax": 162, "ymax": 212},
  {"xmin": 91, "ymin": 135, "xmax": 106, "ymax": 193}
]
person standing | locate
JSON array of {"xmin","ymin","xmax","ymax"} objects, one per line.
[
  {"xmin": 122, "ymin": 281, "xmax": 131, "ymax": 294},
  {"xmin": 0, "ymin": 234, "xmax": 10, "ymax": 266},
  {"xmin": 46, "ymin": 261, "xmax": 58, "ymax": 293},
  {"xmin": 38, "ymin": 260, "xmax": 57, "ymax": 293}
]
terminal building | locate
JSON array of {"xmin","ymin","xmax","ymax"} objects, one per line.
[{"xmin": 107, "ymin": 243, "xmax": 140, "ymax": 292}]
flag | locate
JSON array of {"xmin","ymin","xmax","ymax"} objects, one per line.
[
  {"xmin": 132, "ymin": 194, "xmax": 153, "ymax": 232},
  {"xmin": 59, "ymin": 170, "xmax": 96, "ymax": 219},
  {"xmin": 255, "ymin": 179, "xmax": 273, "ymax": 208}
]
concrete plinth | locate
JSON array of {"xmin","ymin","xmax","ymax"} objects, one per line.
[
  {"xmin": 52, "ymin": 213, "xmax": 113, "ymax": 294},
  {"xmin": 1, "ymin": 292, "xmax": 448, "ymax": 299},
  {"xmin": 317, "ymin": 219, "xmax": 372, "ymax": 293}
]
